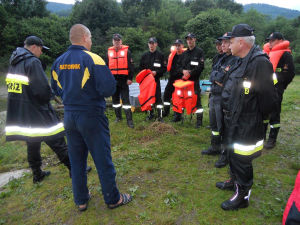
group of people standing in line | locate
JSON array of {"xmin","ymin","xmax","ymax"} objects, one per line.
[{"xmin": 4, "ymin": 21, "xmax": 295, "ymax": 213}]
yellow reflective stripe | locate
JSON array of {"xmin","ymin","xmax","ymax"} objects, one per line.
[
  {"xmin": 234, "ymin": 140, "xmax": 263, "ymax": 156},
  {"xmin": 212, "ymin": 131, "xmax": 220, "ymax": 136},
  {"xmin": 270, "ymin": 124, "xmax": 280, "ymax": 128},
  {"xmin": 52, "ymin": 70, "xmax": 62, "ymax": 89},
  {"xmin": 6, "ymin": 74, "xmax": 29, "ymax": 85},
  {"xmin": 83, "ymin": 50, "xmax": 105, "ymax": 65},
  {"xmin": 82, "ymin": 67, "xmax": 90, "ymax": 88},
  {"xmin": 273, "ymin": 73, "xmax": 278, "ymax": 85},
  {"xmin": 275, "ymin": 68, "xmax": 282, "ymax": 72},
  {"xmin": 5, "ymin": 123, "xmax": 64, "ymax": 137}
]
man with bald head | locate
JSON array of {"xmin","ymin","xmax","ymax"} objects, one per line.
[{"xmin": 51, "ymin": 24, "xmax": 132, "ymax": 211}]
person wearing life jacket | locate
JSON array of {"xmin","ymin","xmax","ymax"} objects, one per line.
[
  {"xmin": 139, "ymin": 37, "xmax": 166, "ymax": 121},
  {"xmin": 202, "ymin": 32, "xmax": 238, "ymax": 170},
  {"xmin": 263, "ymin": 32, "xmax": 295, "ymax": 149},
  {"xmin": 163, "ymin": 39, "xmax": 185, "ymax": 120},
  {"xmin": 107, "ymin": 33, "xmax": 134, "ymax": 128},
  {"xmin": 5, "ymin": 36, "xmax": 72, "ymax": 183},
  {"xmin": 216, "ymin": 24, "xmax": 277, "ymax": 210},
  {"xmin": 179, "ymin": 33, "xmax": 205, "ymax": 128}
]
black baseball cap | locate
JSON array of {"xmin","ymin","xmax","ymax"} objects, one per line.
[
  {"xmin": 24, "ymin": 36, "xmax": 49, "ymax": 50},
  {"xmin": 185, "ymin": 33, "xmax": 196, "ymax": 39},
  {"xmin": 174, "ymin": 39, "xmax": 183, "ymax": 45},
  {"xmin": 113, "ymin": 33, "xmax": 122, "ymax": 40},
  {"xmin": 218, "ymin": 32, "xmax": 232, "ymax": 40},
  {"xmin": 265, "ymin": 32, "xmax": 284, "ymax": 41},
  {"xmin": 148, "ymin": 37, "xmax": 157, "ymax": 43},
  {"xmin": 228, "ymin": 24, "xmax": 254, "ymax": 38}
]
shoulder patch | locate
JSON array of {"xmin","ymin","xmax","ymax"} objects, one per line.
[{"xmin": 83, "ymin": 50, "xmax": 106, "ymax": 66}]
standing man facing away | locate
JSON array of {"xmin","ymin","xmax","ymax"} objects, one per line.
[
  {"xmin": 5, "ymin": 36, "xmax": 71, "ymax": 183},
  {"xmin": 163, "ymin": 39, "xmax": 185, "ymax": 119},
  {"xmin": 180, "ymin": 33, "xmax": 205, "ymax": 128},
  {"xmin": 51, "ymin": 24, "xmax": 132, "ymax": 211},
  {"xmin": 216, "ymin": 24, "xmax": 277, "ymax": 210},
  {"xmin": 107, "ymin": 33, "xmax": 134, "ymax": 128},
  {"xmin": 140, "ymin": 37, "xmax": 166, "ymax": 121},
  {"xmin": 263, "ymin": 32, "xmax": 295, "ymax": 149}
]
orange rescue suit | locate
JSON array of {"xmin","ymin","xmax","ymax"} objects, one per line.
[
  {"xmin": 172, "ymin": 79, "xmax": 197, "ymax": 115},
  {"xmin": 136, "ymin": 69, "xmax": 157, "ymax": 111},
  {"xmin": 108, "ymin": 45, "xmax": 129, "ymax": 75},
  {"xmin": 263, "ymin": 40, "xmax": 291, "ymax": 72}
]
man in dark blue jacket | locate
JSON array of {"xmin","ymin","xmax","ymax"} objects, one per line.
[{"xmin": 51, "ymin": 24, "xmax": 132, "ymax": 211}]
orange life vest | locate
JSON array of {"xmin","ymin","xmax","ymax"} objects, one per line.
[
  {"xmin": 172, "ymin": 79, "xmax": 197, "ymax": 115},
  {"xmin": 263, "ymin": 41, "xmax": 291, "ymax": 72},
  {"xmin": 136, "ymin": 69, "xmax": 157, "ymax": 111},
  {"xmin": 107, "ymin": 45, "xmax": 129, "ymax": 75},
  {"xmin": 167, "ymin": 47, "xmax": 186, "ymax": 72}
]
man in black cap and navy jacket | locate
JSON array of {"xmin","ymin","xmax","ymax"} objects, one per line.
[
  {"xmin": 179, "ymin": 33, "xmax": 205, "ymax": 127},
  {"xmin": 140, "ymin": 37, "xmax": 166, "ymax": 121},
  {"xmin": 215, "ymin": 24, "xmax": 277, "ymax": 210}
]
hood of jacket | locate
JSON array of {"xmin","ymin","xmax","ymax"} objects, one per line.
[{"xmin": 9, "ymin": 47, "xmax": 35, "ymax": 66}]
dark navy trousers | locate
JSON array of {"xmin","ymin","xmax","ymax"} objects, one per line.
[{"xmin": 64, "ymin": 109, "xmax": 120, "ymax": 205}]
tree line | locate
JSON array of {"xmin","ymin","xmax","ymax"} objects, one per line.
[{"xmin": 0, "ymin": 0, "xmax": 299, "ymax": 76}]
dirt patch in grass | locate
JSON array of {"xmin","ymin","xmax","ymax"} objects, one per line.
[{"xmin": 147, "ymin": 122, "xmax": 178, "ymax": 135}]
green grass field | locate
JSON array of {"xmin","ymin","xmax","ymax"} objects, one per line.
[{"xmin": 0, "ymin": 77, "xmax": 299, "ymax": 225}]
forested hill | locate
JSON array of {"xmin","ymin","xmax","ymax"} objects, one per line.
[
  {"xmin": 46, "ymin": 2, "xmax": 73, "ymax": 16},
  {"xmin": 244, "ymin": 3, "xmax": 300, "ymax": 19}
]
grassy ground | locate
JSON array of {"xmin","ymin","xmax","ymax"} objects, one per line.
[{"xmin": 0, "ymin": 77, "xmax": 299, "ymax": 225}]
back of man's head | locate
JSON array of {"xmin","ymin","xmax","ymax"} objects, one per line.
[{"xmin": 69, "ymin": 24, "xmax": 90, "ymax": 44}]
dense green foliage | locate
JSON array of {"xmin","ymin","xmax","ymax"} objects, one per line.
[{"xmin": 0, "ymin": 0, "xmax": 300, "ymax": 75}]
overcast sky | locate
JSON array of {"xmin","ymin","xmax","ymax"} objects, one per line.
[{"xmin": 47, "ymin": 0, "xmax": 300, "ymax": 11}]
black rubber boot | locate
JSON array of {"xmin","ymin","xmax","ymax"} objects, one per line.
[
  {"xmin": 114, "ymin": 107, "xmax": 122, "ymax": 122},
  {"xmin": 215, "ymin": 149, "xmax": 228, "ymax": 168},
  {"xmin": 124, "ymin": 109, "xmax": 134, "ymax": 128},
  {"xmin": 157, "ymin": 108, "xmax": 164, "ymax": 122},
  {"xmin": 172, "ymin": 112, "xmax": 182, "ymax": 122},
  {"xmin": 216, "ymin": 178, "xmax": 235, "ymax": 191},
  {"xmin": 32, "ymin": 168, "xmax": 51, "ymax": 183},
  {"xmin": 263, "ymin": 123, "xmax": 268, "ymax": 141},
  {"xmin": 264, "ymin": 127, "xmax": 280, "ymax": 149},
  {"xmin": 196, "ymin": 113, "xmax": 203, "ymax": 128},
  {"xmin": 146, "ymin": 109, "xmax": 155, "ymax": 121},
  {"xmin": 202, "ymin": 135, "xmax": 221, "ymax": 155},
  {"xmin": 162, "ymin": 105, "xmax": 170, "ymax": 117},
  {"xmin": 221, "ymin": 184, "xmax": 251, "ymax": 210}
]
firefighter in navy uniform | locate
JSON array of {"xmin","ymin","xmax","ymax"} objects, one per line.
[
  {"xmin": 215, "ymin": 24, "xmax": 277, "ymax": 210},
  {"xmin": 51, "ymin": 24, "xmax": 132, "ymax": 211},
  {"xmin": 179, "ymin": 33, "xmax": 205, "ymax": 128},
  {"xmin": 263, "ymin": 32, "xmax": 295, "ymax": 149},
  {"xmin": 202, "ymin": 32, "xmax": 238, "ymax": 170},
  {"xmin": 140, "ymin": 37, "xmax": 166, "ymax": 121},
  {"xmin": 107, "ymin": 34, "xmax": 134, "ymax": 128},
  {"xmin": 5, "ymin": 36, "xmax": 71, "ymax": 183},
  {"xmin": 212, "ymin": 39, "xmax": 224, "ymax": 67},
  {"xmin": 163, "ymin": 39, "xmax": 185, "ymax": 119}
]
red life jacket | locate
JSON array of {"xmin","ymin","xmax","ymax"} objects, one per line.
[
  {"xmin": 136, "ymin": 69, "xmax": 156, "ymax": 111},
  {"xmin": 263, "ymin": 41, "xmax": 291, "ymax": 72},
  {"xmin": 172, "ymin": 79, "xmax": 197, "ymax": 115},
  {"xmin": 283, "ymin": 170, "xmax": 300, "ymax": 225},
  {"xmin": 167, "ymin": 47, "xmax": 186, "ymax": 72},
  {"xmin": 107, "ymin": 45, "xmax": 129, "ymax": 75}
]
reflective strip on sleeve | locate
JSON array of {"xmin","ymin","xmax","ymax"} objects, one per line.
[
  {"xmin": 122, "ymin": 105, "xmax": 131, "ymax": 109},
  {"xmin": 212, "ymin": 131, "xmax": 220, "ymax": 136},
  {"xmin": 196, "ymin": 108, "xmax": 203, "ymax": 113},
  {"xmin": 273, "ymin": 73, "xmax": 278, "ymax": 85},
  {"xmin": 233, "ymin": 140, "xmax": 264, "ymax": 156},
  {"xmin": 5, "ymin": 123, "xmax": 64, "ymax": 137},
  {"xmin": 112, "ymin": 104, "xmax": 122, "ymax": 108},
  {"xmin": 270, "ymin": 124, "xmax": 280, "ymax": 128},
  {"xmin": 6, "ymin": 74, "xmax": 29, "ymax": 85},
  {"xmin": 156, "ymin": 105, "xmax": 163, "ymax": 109},
  {"xmin": 164, "ymin": 102, "xmax": 171, "ymax": 106}
]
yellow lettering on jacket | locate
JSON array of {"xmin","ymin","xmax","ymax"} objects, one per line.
[{"xmin": 59, "ymin": 64, "xmax": 81, "ymax": 70}]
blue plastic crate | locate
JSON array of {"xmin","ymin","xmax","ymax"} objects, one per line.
[{"xmin": 200, "ymin": 80, "xmax": 212, "ymax": 92}]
